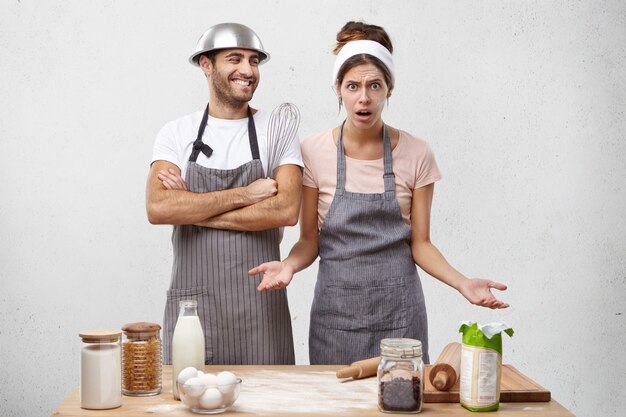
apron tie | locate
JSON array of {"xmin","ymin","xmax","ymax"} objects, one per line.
[
  {"xmin": 188, "ymin": 103, "xmax": 258, "ymax": 163},
  {"xmin": 190, "ymin": 140, "xmax": 213, "ymax": 159}
]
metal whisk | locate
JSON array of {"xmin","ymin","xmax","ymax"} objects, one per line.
[{"xmin": 266, "ymin": 102, "xmax": 300, "ymax": 177}]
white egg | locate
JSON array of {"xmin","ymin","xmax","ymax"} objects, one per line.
[
  {"xmin": 220, "ymin": 390, "xmax": 235, "ymax": 405},
  {"xmin": 177, "ymin": 366, "xmax": 199, "ymax": 385},
  {"xmin": 183, "ymin": 377, "xmax": 207, "ymax": 397},
  {"xmin": 199, "ymin": 388, "xmax": 223, "ymax": 409},
  {"xmin": 217, "ymin": 371, "xmax": 238, "ymax": 394},
  {"xmin": 182, "ymin": 393, "xmax": 201, "ymax": 409},
  {"xmin": 199, "ymin": 372, "xmax": 219, "ymax": 388}
]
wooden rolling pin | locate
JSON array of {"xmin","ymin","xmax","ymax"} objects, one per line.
[
  {"xmin": 336, "ymin": 356, "xmax": 380, "ymax": 379},
  {"xmin": 429, "ymin": 342, "xmax": 462, "ymax": 391}
]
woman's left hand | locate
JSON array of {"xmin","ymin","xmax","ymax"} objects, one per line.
[{"xmin": 457, "ymin": 278, "xmax": 509, "ymax": 309}]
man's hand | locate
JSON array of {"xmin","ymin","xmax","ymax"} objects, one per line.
[
  {"xmin": 158, "ymin": 168, "xmax": 276, "ymax": 205},
  {"xmin": 245, "ymin": 178, "xmax": 278, "ymax": 204},
  {"xmin": 158, "ymin": 168, "xmax": 188, "ymax": 190},
  {"xmin": 147, "ymin": 160, "xmax": 281, "ymax": 225}
]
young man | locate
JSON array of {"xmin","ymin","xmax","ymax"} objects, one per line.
[{"xmin": 146, "ymin": 23, "xmax": 302, "ymax": 365}]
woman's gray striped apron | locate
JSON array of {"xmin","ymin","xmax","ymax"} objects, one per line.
[
  {"xmin": 309, "ymin": 123, "xmax": 429, "ymax": 365},
  {"xmin": 163, "ymin": 104, "xmax": 295, "ymax": 365}
]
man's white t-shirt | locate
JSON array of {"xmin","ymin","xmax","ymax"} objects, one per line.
[{"xmin": 151, "ymin": 109, "xmax": 303, "ymax": 175}]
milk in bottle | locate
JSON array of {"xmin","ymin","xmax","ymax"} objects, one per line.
[{"xmin": 171, "ymin": 299, "xmax": 205, "ymax": 399}]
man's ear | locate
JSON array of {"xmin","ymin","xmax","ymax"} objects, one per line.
[{"xmin": 199, "ymin": 55, "xmax": 212, "ymax": 78}]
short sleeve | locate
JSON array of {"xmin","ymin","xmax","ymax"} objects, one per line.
[
  {"xmin": 414, "ymin": 143, "xmax": 442, "ymax": 189},
  {"xmin": 276, "ymin": 132, "xmax": 303, "ymax": 169},
  {"xmin": 151, "ymin": 121, "xmax": 183, "ymax": 170},
  {"xmin": 301, "ymin": 136, "xmax": 319, "ymax": 189}
]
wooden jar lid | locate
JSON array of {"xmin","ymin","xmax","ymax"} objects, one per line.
[
  {"xmin": 121, "ymin": 322, "xmax": 162, "ymax": 333},
  {"xmin": 79, "ymin": 329, "xmax": 122, "ymax": 343}
]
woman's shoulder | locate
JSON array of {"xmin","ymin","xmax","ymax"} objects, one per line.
[
  {"xmin": 395, "ymin": 129, "xmax": 436, "ymax": 157},
  {"xmin": 395, "ymin": 129, "xmax": 442, "ymax": 185},
  {"xmin": 301, "ymin": 129, "xmax": 334, "ymax": 151},
  {"xmin": 397, "ymin": 129, "xmax": 433, "ymax": 150}
]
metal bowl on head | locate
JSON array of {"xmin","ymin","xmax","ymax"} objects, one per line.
[
  {"xmin": 189, "ymin": 22, "xmax": 270, "ymax": 66},
  {"xmin": 178, "ymin": 378, "xmax": 242, "ymax": 414}
]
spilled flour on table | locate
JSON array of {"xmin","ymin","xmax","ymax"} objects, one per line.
[
  {"xmin": 231, "ymin": 370, "xmax": 377, "ymax": 414},
  {"xmin": 145, "ymin": 403, "xmax": 186, "ymax": 413}
]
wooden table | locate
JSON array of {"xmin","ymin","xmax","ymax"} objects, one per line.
[{"xmin": 51, "ymin": 365, "xmax": 576, "ymax": 416}]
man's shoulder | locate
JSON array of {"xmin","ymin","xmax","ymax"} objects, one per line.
[
  {"xmin": 157, "ymin": 110, "xmax": 204, "ymax": 141},
  {"xmin": 250, "ymin": 108, "xmax": 271, "ymax": 131},
  {"xmin": 165, "ymin": 110, "xmax": 204, "ymax": 128}
]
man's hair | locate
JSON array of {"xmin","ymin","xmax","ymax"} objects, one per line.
[{"xmin": 200, "ymin": 52, "xmax": 217, "ymax": 65}]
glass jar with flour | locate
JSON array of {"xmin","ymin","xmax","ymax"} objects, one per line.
[{"xmin": 79, "ymin": 330, "xmax": 122, "ymax": 410}]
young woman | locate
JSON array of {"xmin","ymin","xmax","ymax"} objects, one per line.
[{"xmin": 250, "ymin": 21, "xmax": 509, "ymax": 365}]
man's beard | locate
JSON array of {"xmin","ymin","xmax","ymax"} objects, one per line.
[{"xmin": 211, "ymin": 69, "xmax": 256, "ymax": 110}]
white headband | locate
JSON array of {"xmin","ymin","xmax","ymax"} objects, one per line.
[{"xmin": 331, "ymin": 39, "xmax": 395, "ymax": 87}]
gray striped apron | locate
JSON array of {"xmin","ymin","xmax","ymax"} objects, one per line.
[
  {"xmin": 163, "ymin": 104, "xmax": 295, "ymax": 365},
  {"xmin": 309, "ymin": 122, "xmax": 429, "ymax": 365}
]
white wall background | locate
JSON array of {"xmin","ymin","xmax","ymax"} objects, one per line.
[{"xmin": 1, "ymin": 1, "xmax": 624, "ymax": 416}]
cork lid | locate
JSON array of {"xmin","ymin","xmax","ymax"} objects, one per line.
[
  {"xmin": 122, "ymin": 322, "xmax": 162, "ymax": 333},
  {"xmin": 79, "ymin": 329, "xmax": 122, "ymax": 343}
]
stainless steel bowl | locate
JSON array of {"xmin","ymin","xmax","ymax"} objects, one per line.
[{"xmin": 189, "ymin": 23, "xmax": 270, "ymax": 66}]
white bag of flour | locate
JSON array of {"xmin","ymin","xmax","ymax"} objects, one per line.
[{"xmin": 458, "ymin": 321, "xmax": 514, "ymax": 412}]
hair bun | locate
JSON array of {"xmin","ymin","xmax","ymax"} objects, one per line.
[{"xmin": 334, "ymin": 21, "xmax": 393, "ymax": 55}]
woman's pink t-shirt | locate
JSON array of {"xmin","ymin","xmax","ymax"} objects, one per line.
[{"xmin": 302, "ymin": 129, "xmax": 442, "ymax": 229}]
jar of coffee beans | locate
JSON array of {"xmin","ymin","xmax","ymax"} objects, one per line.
[{"xmin": 377, "ymin": 338, "xmax": 423, "ymax": 413}]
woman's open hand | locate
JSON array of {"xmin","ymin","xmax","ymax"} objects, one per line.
[
  {"xmin": 457, "ymin": 278, "xmax": 509, "ymax": 309},
  {"xmin": 249, "ymin": 261, "xmax": 295, "ymax": 291}
]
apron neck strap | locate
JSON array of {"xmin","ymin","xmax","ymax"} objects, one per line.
[
  {"xmin": 189, "ymin": 104, "xmax": 260, "ymax": 162},
  {"xmin": 336, "ymin": 121, "xmax": 395, "ymax": 195},
  {"xmin": 381, "ymin": 124, "xmax": 395, "ymax": 195},
  {"xmin": 189, "ymin": 103, "xmax": 212, "ymax": 162},
  {"xmin": 247, "ymin": 106, "xmax": 261, "ymax": 160}
]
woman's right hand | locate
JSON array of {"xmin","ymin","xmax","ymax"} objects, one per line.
[{"xmin": 249, "ymin": 261, "xmax": 295, "ymax": 291}]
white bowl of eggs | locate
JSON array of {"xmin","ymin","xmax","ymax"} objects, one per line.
[{"xmin": 177, "ymin": 367, "xmax": 241, "ymax": 414}]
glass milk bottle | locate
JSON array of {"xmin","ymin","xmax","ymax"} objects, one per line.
[
  {"xmin": 79, "ymin": 330, "xmax": 122, "ymax": 410},
  {"xmin": 171, "ymin": 299, "xmax": 205, "ymax": 400}
]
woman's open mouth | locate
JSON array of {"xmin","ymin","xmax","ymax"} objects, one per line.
[{"xmin": 354, "ymin": 110, "xmax": 373, "ymax": 122}]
